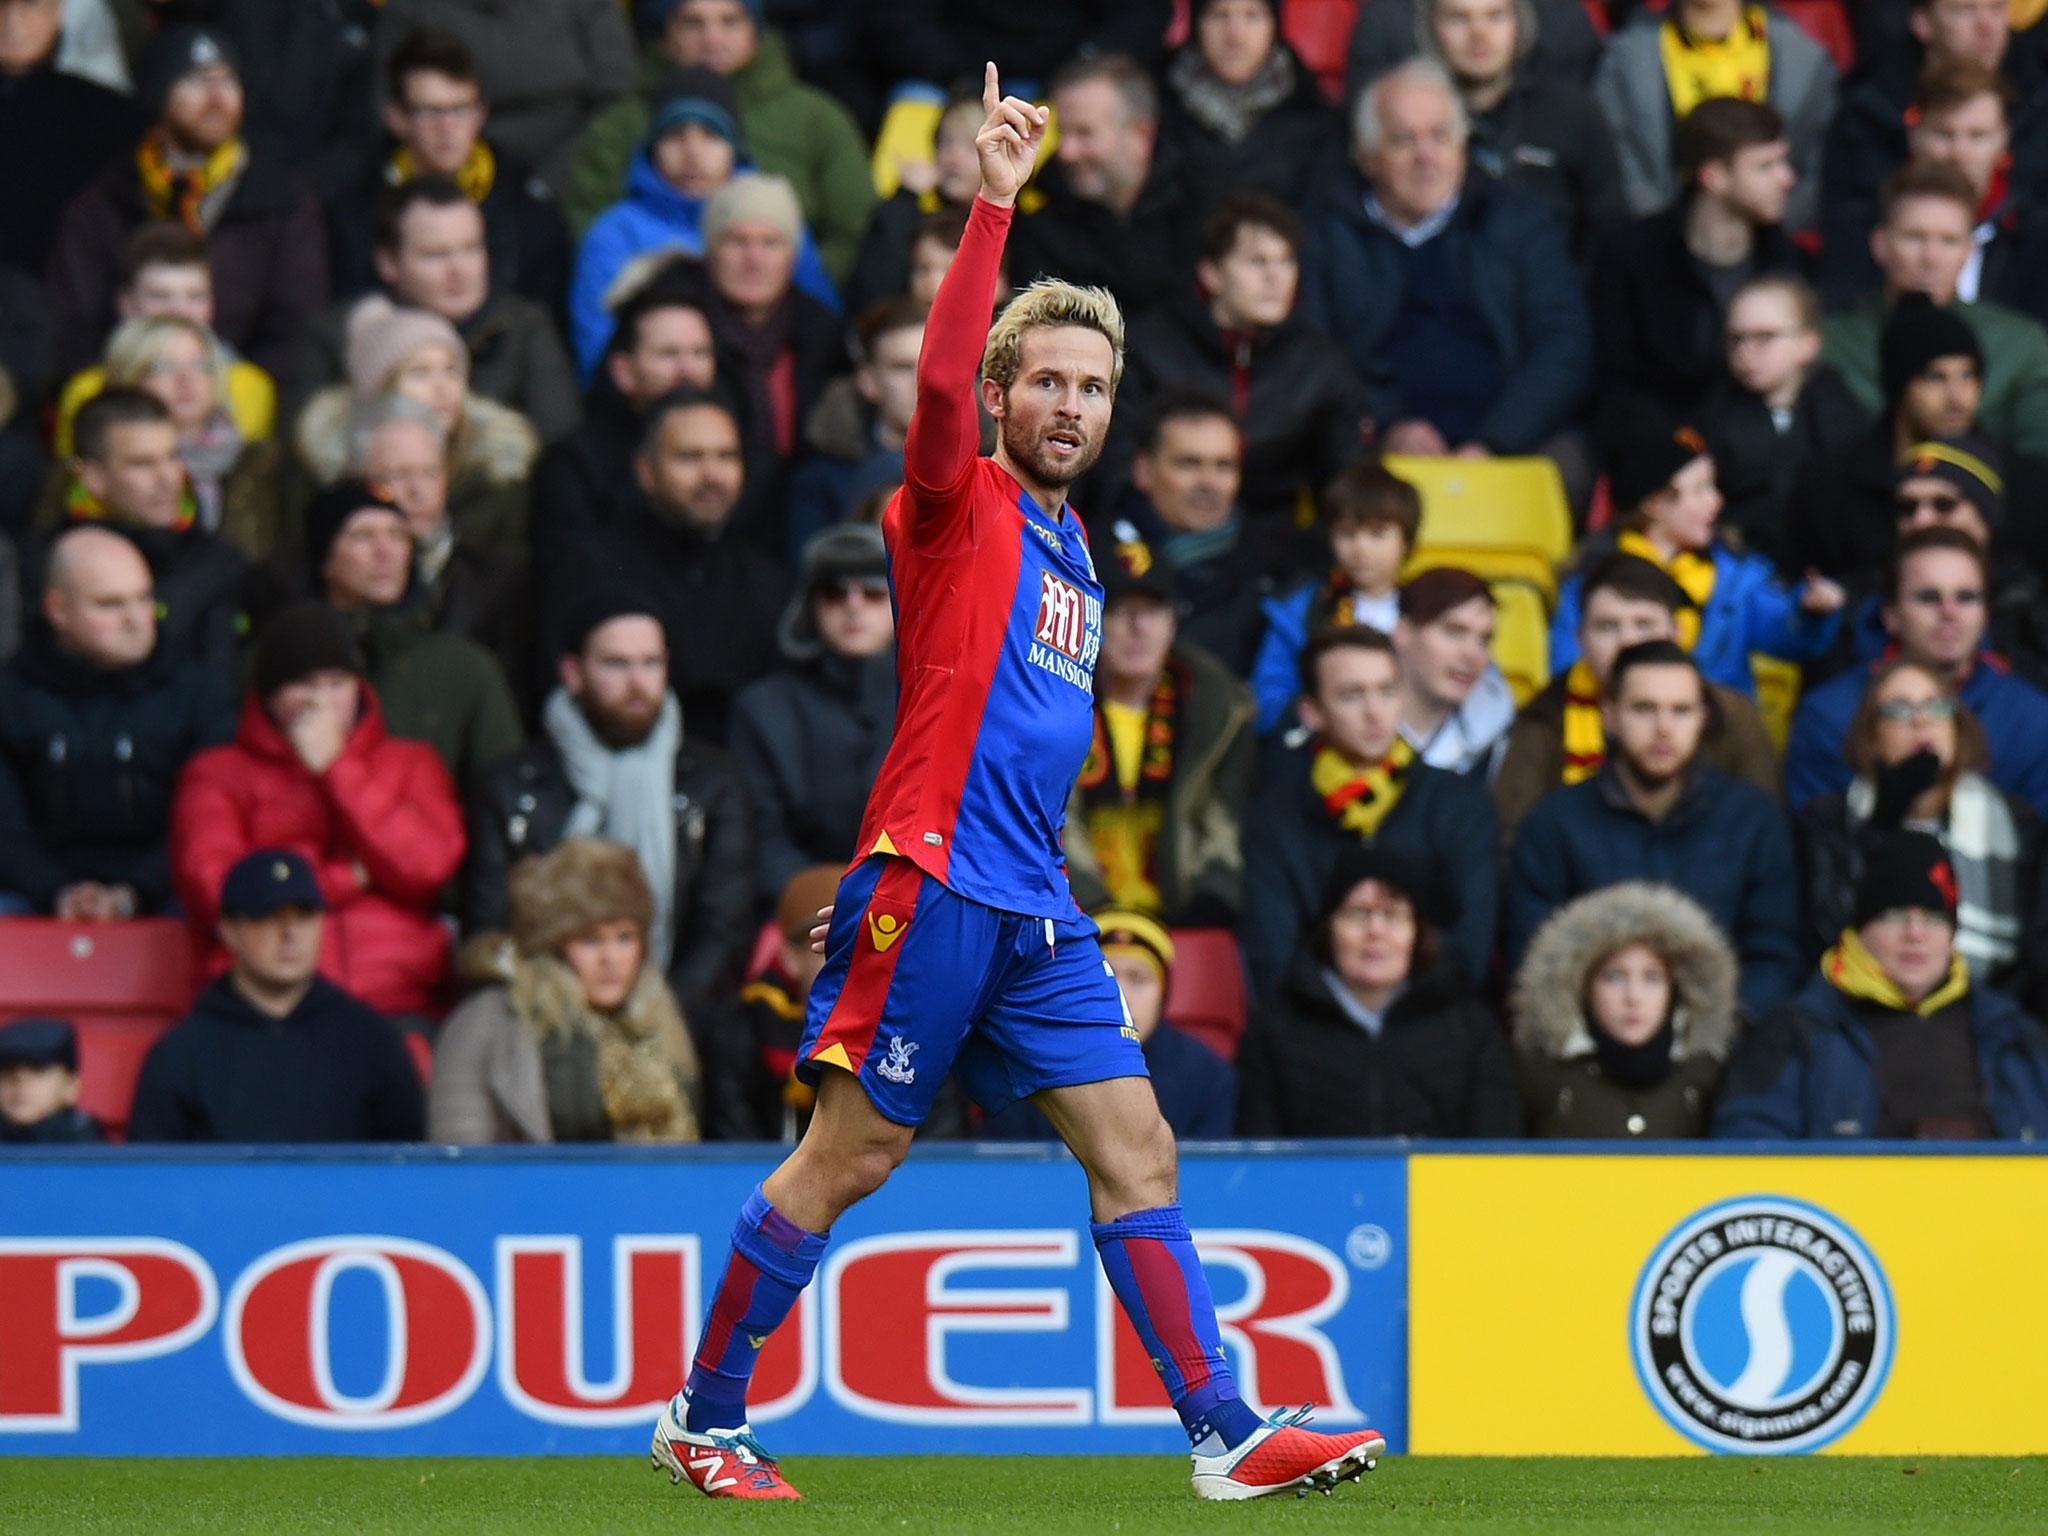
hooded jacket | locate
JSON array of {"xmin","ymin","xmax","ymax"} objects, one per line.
[
  {"xmin": 1237, "ymin": 953, "xmax": 1520, "ymax": 1138},
  {"xmin": 0, "ymin": 627, "xmax": 238, "ymax": 910},
  {"xmin": 170, "ymin": 687, "xmax": 467, "ymax": 1016},
  {"xmin": 127, "ymin": 974, "xmax": 424, "ymax": 1142},
  {"xmin": 1511, "ymin": 881, "xmax": 1741, "ymax": 1138},
  {"xmin": 1713, "ymin": 968, "xmax": 2048, "ymax": 1140}
]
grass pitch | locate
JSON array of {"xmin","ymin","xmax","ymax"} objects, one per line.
[{"xmin": 1, "ymin": 1456, "xmax": 2041, "ymax": 1534}]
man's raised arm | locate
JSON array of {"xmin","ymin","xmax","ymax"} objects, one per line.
[{"xmin": 901, "ymin": 64, "xmax": 1048, "ymax": 504}]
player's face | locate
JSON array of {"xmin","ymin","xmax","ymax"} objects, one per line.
[
  {"xmin": 561, "ymin": 919, "xmax": 646, "ymax": 1014},
  {"xmin": 1300, "ymin": 645, "xmax": 1403, "ymax": 762},
  {"xmin": 1578, "ymin": 590, "xmax": 1675, "ymax": 684},
  {"xmin": 1858, "ymin": 907, "xmax": 1956, "ymax": 1001},
  {"xmin": 1133, "ymin": 415, "xmax": 1240, "ymax": 533},
  {"xmin": 988, "ymin": 326, "xmax": 1116, "ymax": 493},
  {"xmin": 1101, "ymin": 592, "xmax": 1177, "ymax": 687},
  {"xmin": 1885, "ymin": 548, "xmax": 1987, "ymax": 672},
  {"xmin": 1603, "ymin": 663, "xmax": 1706, "ymax": 787},
  {"xmin": 1397, "ymin": 594, "xmax": 1495, "ymax": 711},
  {"xmin": 564, "ymin": 616, "xmax": 669, "ymax": 747},
  {"xmin": 1585, "ymin": 942, "xmax": 1672, "ymax": 1046},
  {"xmin": 1105, "ymin": 949, "xmax": 1165, "ymax": 1039},
  {"xmin": 1898, "ymin": 357, "xmax": 1981, "ymax": 439}
]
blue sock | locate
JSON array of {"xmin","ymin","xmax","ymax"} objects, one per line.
[
  {"xmin": 682, "ymin": 1187, "xmax": 827, "ymax": 1433},
  {"xmin": 1090, "ymin": 1202, "xmax": 1262, "ymax": 1450}
]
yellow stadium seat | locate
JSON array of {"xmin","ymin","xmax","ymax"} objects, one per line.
[
  {"xmin": 1489, "ymin": 579, "xmax": 1551, "ymax": 705},
  {"xmin": 869, "ymin": 92, "xmax": 1061, "ymax": 200},
  {"xmin": 1404, "ymin": 545, "xmax": 1559, "ymax": 604},
  {"xmin": 1383, "ymin": 453, "xmax": 1573, "ymax": 568},
  {"xmin": 1751, "ymin": 653, "xmax": 1802, "ymax": 757}
]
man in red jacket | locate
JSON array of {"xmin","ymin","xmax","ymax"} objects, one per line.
[{"xmin": 170, "ymin": 603, "xmax": 466, "ymax": 1018}]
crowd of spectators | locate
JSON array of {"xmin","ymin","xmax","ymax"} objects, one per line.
[{"xmin": 4, "ymin": 0, "xmax": 2048, "ymax": 1150}]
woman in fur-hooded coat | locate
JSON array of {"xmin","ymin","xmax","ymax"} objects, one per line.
[
  {"xmin": 1510, "ymin": 881, "xmax": 1740, "ymax": 1138},
  {"xmin": 428, "ymin": 837, "xmax": 700, "ymax": 1144}
]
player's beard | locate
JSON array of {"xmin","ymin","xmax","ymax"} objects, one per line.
[{"xmin": 1001, "ymin": 412, "xmax": 1104, "ymax": 491}]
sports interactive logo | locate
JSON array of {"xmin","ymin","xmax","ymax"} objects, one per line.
[{"xmin": 1629, "ymin": 1196, "xmax": 1893, "ymax": 1454}]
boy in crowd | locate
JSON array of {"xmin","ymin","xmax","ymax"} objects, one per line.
[{"xmin": 0, "ymin": 1017, "xmax": 100, "ymax": 1143}]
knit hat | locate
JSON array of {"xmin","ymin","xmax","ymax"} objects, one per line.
[
  {"xmin": 303, "ymin": 478, "xmax": 407, "ymax": 584},
  {"xmin": 140, "ymin": 26, "xmax": 241, "ymax": 117},
  {"xmin": 0, "ymin": 1017, "xmax": 78, "ymax": 1073},
  {"xmin": 1101, "ymin": 536, "xmax": 1173, "ymax": 607},
  {"xmin": 508, "ymin": 838, "xmax": 656, "ymax": 959},
  {"xmin": 702, "ymin": 173, "xmax": 803, "ymax": 250},
  {"xmin": 1606, "ymin": 402, "xmax": 1711, "ymax": 512},
  {"xmin": 1319, "ymin": 842, "xmax": 1451, "ymax": 928},
  {"xmin": 1092, "ymin": 908, "xmax": 1177, "ymax": 982},
  {"xmin": 344, "ymin": 296, "xmax": 465, "ymax": 403},
  {"xmin": 1880, "ymin": 291, "xmax": 1983, "ymax": 411},
  {"xmin": 1399, "ymin": 565, "xmax": 1493, "ymax": 628},
  {"xmin": 1894, "ymin": 435, "xmax": 2005, "ymax": 528},
  {"xmin": 775, "ymin": 864, "xmax": 844, "ymax": 944},
  {"xmin": 647, "ymin": 68, "xmax": 743, "ymax": 149},
  {"xmin": 778, "ymin": 522, "xmax": 889, "ymax": 660},
  {"xmin": 1851, "ymin": 830, "xmax": 1959, "ymax": 928},
  {"xmin": 251, "ymin": 602, "xmax": 365, "ymax": 697},
  {"xmin": 559, "ymin": 584, "xmax": 668, "ymax": 659}
]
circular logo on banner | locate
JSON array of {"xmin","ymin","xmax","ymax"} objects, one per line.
[{"xmin": 1629, "ymin": 1196, "xmax": 1893, "ymax": 1454}]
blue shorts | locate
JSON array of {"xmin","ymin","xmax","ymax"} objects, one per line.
[{"xmin": 795, "ymin": 856, "xmax": 1148, "ymax": 1126}]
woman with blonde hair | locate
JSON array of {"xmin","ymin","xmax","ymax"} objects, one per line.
[{"xmin": 429, "ymin": 838, "xmax": 701, "ymax": 1144}]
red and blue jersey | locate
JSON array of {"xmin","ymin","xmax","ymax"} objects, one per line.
[{"xmin": 853, "ymin": 196, "xmax": 1105, "ymax": 918}]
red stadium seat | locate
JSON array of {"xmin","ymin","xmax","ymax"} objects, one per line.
[
  {"xmin": 403, "ymin": 1030, "xmax": 434, "ymax": 1087},
  {"xmin": 747, "ymin": 919, "xmax": 782, "ymax": 981},
  {"xmin": 1283, "ymin": 0, "xmax": 1362, "ymax": 102},
  {"xmin": 0, "ymin": 918, "xmax": 202, "ymax": 1135},
  {"xmin": 1776, "ymin": 0, "xmax": 1855, "ymax": 72},
  {"xmin": 1164, "ymin": 928, "xmax": 1249, "ymax": 1062}
]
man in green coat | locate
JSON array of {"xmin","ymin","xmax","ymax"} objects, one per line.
[
  {"xmin": 564, "ymin": 0, "xmax": 875, "ymax": 283},
  {"xmin": 1823, "ymin": 162, "xmax": 2048, "ymax": 458}
]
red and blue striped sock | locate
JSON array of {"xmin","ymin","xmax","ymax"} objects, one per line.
[
  {"xmin": 1091, "ymin": 1202, "xmax": 1261, "ymax": 1449},
  {"xmin": 683, "ymin": 1186, "xmax": 827, "ymax": 1433}
]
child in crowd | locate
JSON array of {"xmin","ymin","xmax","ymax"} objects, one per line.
[
  {"xmin": 1250, "ymin": 460, "xmax": 1420, "ymax": 733},
  {"xmin": 0, "ymin": 1017, "xmax": 101, "ymax": 1143}
]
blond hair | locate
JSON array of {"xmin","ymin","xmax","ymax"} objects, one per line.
[
  {"xmin": 981, "ymin": 278, "xmax": 1127, "ymax": 393},
  {"xmin": 104, "ymin": 315, "xmax": 233, "ymax": 407}
]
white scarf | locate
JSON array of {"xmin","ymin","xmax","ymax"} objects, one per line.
[{"xmin": 544, "ymin": 687, "xmax": 683, "ymax": 968}]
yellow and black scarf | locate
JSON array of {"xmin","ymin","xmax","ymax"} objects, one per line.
[
  {"xmin": 1310, "ymin": 736, "xmax": 1415, "ymax": 839},
  {"xmin": 1617, "ymin": 530, "xmax": 1715, "ymax": 653},
  {"xmin": 137, "ymin": 131, "xmax": 246, "ymax": 235},
  {"xmin": 1079, "ymin": 663, "xmax": 1183, "ymax": 912},
  {"xmin": 1311, "ymin": 567, "xmax": 1367, "ymax": 630},
  {"xmin": 391, "ymin": 140, "xmax": 496, "ymax": 203},
  {"xmin": 1561, "ymin": 659, "xmax": 1606, "ymax": 784},
  {"xmin": 1824, "ymin": 928, "xmax": 1970, "ymax": 1016},
  {"xmin": 65, "ymin": 475, "xmax": 197, "ymax": 533},
  {"xmin": 1660, "ymin": 3, "xmax": 1772, "ymax": 121}
]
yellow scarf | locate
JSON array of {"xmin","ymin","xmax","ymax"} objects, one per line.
[
  {"xmin": 136, "ymin": 132, "xmax": 246, "ymax": 235},
  {"xmin": 1310, "ymin": 738, "xmax": 1415, "ymax": 839},
  {"xmin": 392, "ymin": 140, "xmax": 496, "ymax": 204},
  {"xmin": 1659, "ymin": 5, "xmax": 1772, "ymax": 121},
  {"xmin": 1617, "ymin": 530, "xmax": 1715, "ymax": 653},
  {"xmin": 1824, "ymin": 929, "xmax": 1970, "ymax": 1016},
  {"xmin": 2015, "ymin": 0, "xmax": 2048, "ymax": 32},
  {"xmin": 1561, "ymin": 660, "xmax": 1606, "ymax": 785}
]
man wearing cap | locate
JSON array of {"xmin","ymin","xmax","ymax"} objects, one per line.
[
  {"xmin": 1392, "ymin": 567, "xmax": 1515, "ymax": 776},
  {"xmin": 171, "ymin": 603, "xmax": 466, "ymax": 1018},
  {"xmin": 1786, "ymin": 527, "xmax": 2048, "ymax": 811},
  {"xmin": 129, "ymin": 848, "xmax": 427, "ymax": 1142},
  {"xmin": 464, "ymin": 592, "xmax": 753, "ymax": 1021},
  {"xmin": 1715, "ymin": 829, "xmax": 2048, "ymax": 1138},
  {"xmin": 303, "ymin": 477, "xmax": 522, "ymax": 791},
  {"xmin": 728, "ymin": 524, "xmax": 898, "ymax": 903},
  {"xmin": 0, "ymin": 525, "xmax": 236, "ymax": 918},
  {"xmin": 1507, "ymin": 640, "xmax": 1802, "ymax": 1019},
  {"xmin": 1061, "ymin": 537, "xmax": 1255, "ymax": 927},
  {"xmin": 563, "ymin": 0, "xmax": 875, "ymax": 281},
  {"xmin": 0, "ymin": 1018, "xmax": 101, "ymax": 1143},
  {"xmin": 549, "ymin": 388, "xmax": 788, "ymax": 739},
  {"xmin": 46, "ymin": 24, "xmax": 327, "ymax": 381},
  {"xmin": 983, "ymin": 910, "xmax": 1238, "ymax": 1141}
]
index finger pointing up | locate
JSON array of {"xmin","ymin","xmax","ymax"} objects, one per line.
[{"xmin": 984, "ymin": 60, "xmax": 999, "ymax": 116}]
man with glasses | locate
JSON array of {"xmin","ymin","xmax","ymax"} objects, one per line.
[{"xmin": 1787, "ymin": 526, "xmax": 2048, "ymax": 810}]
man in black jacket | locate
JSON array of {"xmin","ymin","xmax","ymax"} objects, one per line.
[
  {"xmin": 727, "ymin": 524, "xmax": 895, "ymax": 906},
  {"xmin": 464, "ymin": 591, "xmax": 754, "ymax": 1019},
  {"xmin": 127, "ymin": 849, "xmax": 425, "ymax": 1142},
  {"xmin": 0, "ymin": 525, "xmax": 236, "ymax": 916},
  {"xmin": 1241, "ymin": 624, "xmax": 1498, "ymax": 1001}
]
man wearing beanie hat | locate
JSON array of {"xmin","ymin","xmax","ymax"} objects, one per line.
[
  {"xmin": 47, "ymin": 22, "xmax": 326, "ymax": 382},
  {"xmin": 785, "ymin": 298, "xmax": 927, "ymax": 554},
  {"xmin": 1822, "ymin": 163, "xmax": 2048, "ymax": 459},
  {"xmin": 168, "ymin": 602, "xmax": 467, "ymax": 1019},
  {"xmin": 571, "ymin": 80, "xmax": 836, "ymax": 376},
  {"xmin": 1061, "ymin": 535, "xmax": 1257, "ymax": 927},
  {"xmin": 1393, "ymin": 566, "xmax": 1515, "ymax": 774},
  {"xmin": 298, "ymin": 475, "xmax": 524, "ymax": 796},
  {"xmin": 1716, "ymin": 828, "xmax": 2048, "ymax": 1139},
  {"xmin": 727, "ymin": 522, "xmax": 896, "ymax": 902},
  {"xmin": 562, "ymin": 0, "xmax": 874, "ymax": 284},
  {"xmin": 465, "ymin": 584, "xmax": 753, "ymax": 1022},
  {"xmin": 0, "ymin": 1017, "xmax": 101, "ymax": 1143}
]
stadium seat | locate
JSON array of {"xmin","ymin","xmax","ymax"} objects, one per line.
[
  {"xmin": 0, "ymin": 918, "xmax": 202, "ymax": 1135},
  {"xmin": 1488, "ymin": 579, "xmax": 1552, "ymax": 704},
  {"xmin": 1776, "ymin": 0, "xmax": 1855, "ymax": 71},
  {"xmin": 1387, "ymin": 453, "xmax": 1573, "ymax": 602},
  {"xmin": 747, "ymin": 918, "xmax": 782, "ymax": 981},
  {"xmin": 1282, "ymin": 0, "xmax": 1362, "ymax": 103},
  {"xmin": 1165, "ymin": 928, "xmax": 1249, "ymax": 1062},
  {"xmin": 1404, "ymin": 543, "xmax": 1560, "ymax": 601},
  {"xmin": 868, "ymin": 85, "xmax": 945, "ymax": 200},
  {"xmin": 1751, "ymin": 653, "xmax": 1803, "ymax": 757}
]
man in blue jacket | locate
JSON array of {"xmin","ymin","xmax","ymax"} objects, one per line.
[
  {"xmin": 1785, "ymin": 526, "xmax": 2048, "ymax": 812},
  {"xmin": 1714, "ymin": 830, "xmax": 2048, "ymax": 1139},
  {"xmin": 1302, "ymin": 56, "xmax": 1590, "ymax": 467},
  {"xmin": 1506, "ymin": 640, "xmax": 1800, "ymax": 1019}
]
